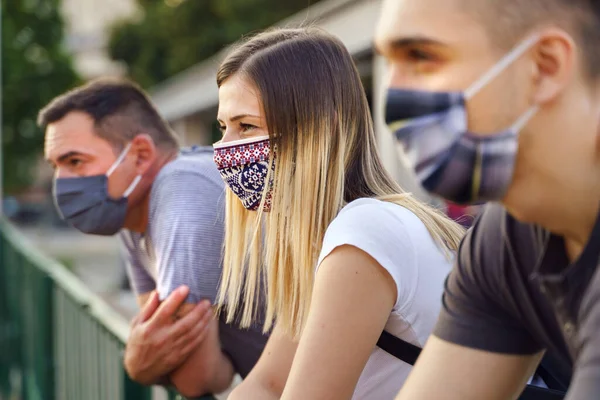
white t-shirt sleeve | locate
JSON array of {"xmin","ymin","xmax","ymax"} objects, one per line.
[{"xmin": 316, "ymin": 199, "xmax": 418, "ymax": 311}]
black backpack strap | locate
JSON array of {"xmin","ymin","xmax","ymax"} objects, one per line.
[
  {"xmin": 376, "ymin": 331, "xmax": 566, "ymax": 400},
  {"xmin": 536, "ymin": 353, "xmax": 571, "ymax": 392},
  {"xmin": 376, "ymin": 330, "xmax": 421, "ymax": 365}
]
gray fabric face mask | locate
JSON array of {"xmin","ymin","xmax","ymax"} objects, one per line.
[{"xmin": 52, "ymin": 143, "xmax": 141, "ymax": 236}]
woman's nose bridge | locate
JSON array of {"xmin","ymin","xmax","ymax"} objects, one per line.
[{"xmin": 221, "ymin": 126, "xmax": 239, "ymax": 143}]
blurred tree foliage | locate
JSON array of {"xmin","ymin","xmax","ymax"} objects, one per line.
[
  {"xmin": 2, "ymin": 0, "xmax": 80, "ymax": 194},
  {"xmin": 108, "ymin": 0, "xmax": 322, "ymax": 88}
]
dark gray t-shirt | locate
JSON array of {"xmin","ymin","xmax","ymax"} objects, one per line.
[
  {"xmin": 434, "ymin": 203, "xmax": 600, "ymax": 398},
  {"xmin": 120, "ymin": 146, "xmax": 268, "ymax": 377}
]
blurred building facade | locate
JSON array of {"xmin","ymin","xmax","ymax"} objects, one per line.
[
  {"xmin": 149, "ymin": 0, "xmax": 436, "ymax": 202},
  {"xmin": 61, "ymin": 0, "xmax": 139, "ymax": 79},
  {"xmin": 24, "ymin": 0, "xmax": 140, "ymax": 204},
  {"xmin": 30, "ymin": 1, "xmax": 139, "ymax": 192}
]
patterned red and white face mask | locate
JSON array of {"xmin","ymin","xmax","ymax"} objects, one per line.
[{"xmin": 213, "ymin": 135, "xmax": 274, "ymax": 211}]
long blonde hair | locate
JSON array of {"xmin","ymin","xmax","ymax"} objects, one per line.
[{"xmin": 216, "ymin": 27, "xmax": 465, "ymax": 338}]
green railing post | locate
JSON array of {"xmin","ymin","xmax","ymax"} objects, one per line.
[
  {"xmin": 123, "ymin": 369, "xmax": 152, "ymax": 399},
  {"xmin": 18, "ymin": 253, "xmax": 55, "ymax": 400},
  {"xmin": 4, "ymin": 234, "xmax": 25, "ymax": 400},
  {"xmin": 39, "ymin": 274, "xmax": 55, "ymax": 400},
  {"xmin": 0, "ymin": 220, "xmax": 219, "ymax": 400},
  {"xmin": 0, "ymin": 229, "xmax": 8, "ymax": 397}
]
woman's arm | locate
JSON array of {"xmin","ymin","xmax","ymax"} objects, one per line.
[
  {"xmin": 281, "ymin": 244, "xmax": 397, "ymax": 400},
  {"xmin": 228, "ymin": 325, "xmax": 298, "ymax": 400}
]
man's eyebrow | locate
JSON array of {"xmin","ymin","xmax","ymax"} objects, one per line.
[
  {"xmin": 53, "ymin": 151, "xmax": 84, "ymax": 164},
  {"xmin": 375, "ymin": 36, "xmax": 446, "ymax": 54}
]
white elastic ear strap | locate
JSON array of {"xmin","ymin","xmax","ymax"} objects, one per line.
[
  {"xmin": 106, "ymin": 142, "xmax": 133, "ymax": 176},
  {"xmin": 512, "ymin": 105, "xmax": 540, "ymax": 132},
  {"xmin": 123, "ymin": 175, "xmax": 142, "ymax": 197},
  {"xmin": 464, "ymin": 34, "xmax": 541, "ymax": 100}
]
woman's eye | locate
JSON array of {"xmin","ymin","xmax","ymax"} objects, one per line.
[
  {"xmin": 218, "ymin": 125, "xmax": 226, "ymax": 132},
  {"xmin": 240, "ymin": 123, "xmax": 256, "ymax": 132}
]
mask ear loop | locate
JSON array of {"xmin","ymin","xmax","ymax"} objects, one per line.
[
  {"xmin": 512, "ymin": 105, "xmax": 539, "ymax": 132},
  {"xmin": 464, "ymin": 34, "xmax": 541, "ymax": 101},
  {"xmin": 106, "ymin": 142, "xmax": 133, "ymax": 176},
  {"xmin": 106, "ymin": 142, "xmax": 142, "ymax": 198},
  {"xmin": 469, "ymin": 98, "xmax": 539, "ymax": 202},
  {"xmin": 123, "ymin": 175, "xmax": 142, "ymax": 197}
]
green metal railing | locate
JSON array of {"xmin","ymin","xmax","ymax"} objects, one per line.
[{"xmin": 0, "ymin": 221, "xmax": 215, "ymax": 400}]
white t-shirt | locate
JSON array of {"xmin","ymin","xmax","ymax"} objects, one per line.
[{"xmin": 316, "ymin": 198, "xmax": 454, "ymax": 400}]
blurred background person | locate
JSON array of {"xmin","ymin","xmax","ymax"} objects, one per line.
[{"xmin": 376, "ymin": 0, "xmax": 600, "ymax": 398}]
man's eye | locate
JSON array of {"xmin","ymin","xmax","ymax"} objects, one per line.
[
  {"xmin": 218, "ymin": 125, "xmax": 226, "ymax": 132},
  {"xmin": 407, "ymin": 48, "xmax": 436, "ymax": 62},
  {"xmin": 68, "ymin": 159, "xmax": 82, "ymax": 167}
]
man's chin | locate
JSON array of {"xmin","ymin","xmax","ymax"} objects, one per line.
[{"xmin": 500, "ymin": 182, "xmax": 541, "ymax": 224}]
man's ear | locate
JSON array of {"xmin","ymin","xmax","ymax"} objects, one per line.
[
  {"xmin": 531, "ymin": 29, "xmax": 576, "ymax": 105},
  {"xmin": 130, "ymin": 134, "xmax": 157, "ymax": 175}
]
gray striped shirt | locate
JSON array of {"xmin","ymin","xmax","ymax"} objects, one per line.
[{"xmin": 120, "ymin": 146, "xmax": 268, "ymax": 377}]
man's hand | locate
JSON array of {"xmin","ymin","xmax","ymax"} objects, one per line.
[{"xmin": 123, "ymin": 286, "xmax": 213, "ymax": 385}]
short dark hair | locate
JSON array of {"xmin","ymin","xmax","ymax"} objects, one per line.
[
  {"xmin": 464, "ymin": 0, "xmax": 600, "ymax": 79},
  {"xmin": 38, "ymin": 78, "xmax": 180, "ymax": 150}
]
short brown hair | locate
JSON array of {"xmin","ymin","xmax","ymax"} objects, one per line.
[
  {"xmin": 38, "ymin": 78, "xmax": 179, "ymax": 150},
  {"xmin": 463, "ymin": 0, "xmax": 600, "ymax": 79}
]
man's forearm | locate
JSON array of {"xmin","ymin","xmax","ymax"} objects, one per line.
[
  {"xmin": 168, "ymin": 316, "xmax": 235, "ymax": 396},
  {"xmin": 207, "ymin": 350, "xmax": 235, "ymax": 394},
  {"xmin": 169, "ymin": 347, "xmax": 234, "ymax": 396}
]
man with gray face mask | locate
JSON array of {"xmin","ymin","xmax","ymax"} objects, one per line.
[
  {"xmin": 39, "ymin": 78, "xmax": 268, "ymax": 397},
  {"xmin": 375, "ymin": 0, "xmax": 600, "ymax": 399}
]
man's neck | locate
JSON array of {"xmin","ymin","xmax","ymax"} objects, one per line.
[
  {"xmin": 561, "ymin": 194, "xmax": 600, "ymax": 261},
  {"xmin": 124, "ymin": 149, "xmax": 178, "ymax": 234},
  {"xmin": 517, "ymin": 184, "xmax": 599, "ymax": 262},
  {"xmin": 505, "ymin": 163, "xmax": 600, "ymax": 260},
  {"xmin": 557, "ymin": 196, "xmax": 598, "ymax": 245}
]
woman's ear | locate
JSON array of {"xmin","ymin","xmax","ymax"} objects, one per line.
[{"xmin": 131, "ymin": 134, "xmax": 157, "ymax": 174}]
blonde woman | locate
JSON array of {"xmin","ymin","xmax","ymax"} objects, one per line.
[{"xmin": 212, "ymin": 28, "xmax": 464, "ymax": 399}]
